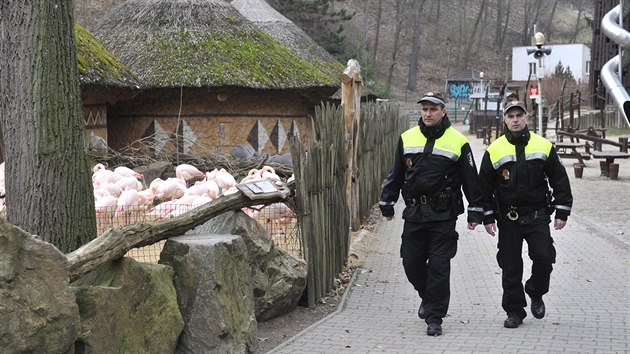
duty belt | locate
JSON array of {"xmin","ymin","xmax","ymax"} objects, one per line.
[
  {"xmin": 407, "ymin": 195, "xmax": 428, "ymax": 206},
  {"xmin": 504, "ymin": 203, "xmax": 547, "ymax": 221}
]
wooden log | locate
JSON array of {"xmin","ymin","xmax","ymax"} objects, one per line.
[
  {"xmin": 340, "ymin": 59, "xmax": 362, "ymax": 84},
  {"xmin": 66, "ymin": 185, "xmax": 294, "ymax": 282}
]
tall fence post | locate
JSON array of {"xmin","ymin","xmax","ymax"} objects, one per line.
[{"xmin": 341, "ymin": 59, "xmax": 363, "ymax": 231}]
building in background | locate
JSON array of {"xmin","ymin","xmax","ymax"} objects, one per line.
[{"xmin": 511, "ymin": 43, "xmax": 591, "ymax": 83}]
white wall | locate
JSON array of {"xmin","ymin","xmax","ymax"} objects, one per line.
[{"xmin": 511, "ymin": 44, "xmax": 591, "ymax": 82}]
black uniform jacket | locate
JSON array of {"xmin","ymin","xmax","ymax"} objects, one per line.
[
  {"xmin": 379, "ymin": 115, "xmax": 484, "ymax": 224},
  {"xmin": 478, "ymin": 126, "xmax": 573, "ymax": 223}
]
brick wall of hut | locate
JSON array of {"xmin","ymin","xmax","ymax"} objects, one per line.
[{"xmin": 105, "ymin": 89, "xmax": 321, "ymax": 157}]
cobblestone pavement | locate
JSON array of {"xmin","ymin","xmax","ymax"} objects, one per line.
[{"xmin": 271, "ymin": 124, "xmax": 630, "ymax": 353}]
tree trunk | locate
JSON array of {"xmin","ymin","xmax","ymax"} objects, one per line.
[
  {"xmin": 371, "ymin": 0, "xmax": 383, "ymax": 68},
  {"xmin": 386, "ymin": 0, "xmax": 408, "ymax": 89},
  {"xmin": 0, "ymin": 1, "xmax": 96, "ymax": 253},
  {"xmin": 498, "ymin": 0, "xmax": 512, "ymax": 51},
  {"xmin": 463, "ymin": 0, "xmax": 487, "ymax": 62},
  {"xmin": 407, "ymin": 0, "xmax": 426, "ymax": 93},
  {"xmin": 570, "ymin": 0, "xmax": 584, "ymax": 43},
  {"xmin": 544, "ymin": 0, "xmax": 559, "ymax": 40},
  {"xmin": 454, "ymin": 0, "xmax": 469, "ymax": 68},
  {"xmin": 495, "ymin": 0, "xmax": 503, "ymax": 49}
]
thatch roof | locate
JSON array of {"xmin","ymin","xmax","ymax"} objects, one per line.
[
  {"xmin": 92, "ymin": 0, "xmax": 340, "ymax": 90},
  {"xmin": 231, "ymin": 0, "xmax": 344, "ymax": 80},
  {"xmin": 75, "ymin": 23, "xmax": 140, "ymax": 88}
]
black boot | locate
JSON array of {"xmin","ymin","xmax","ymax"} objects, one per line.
[
  {"xmin": 530, "ymin": 296, "xmax": 545, "ymax": 319},
  {"xmin": 504, "ymin": 313, "xmax": 523, "ymax": 328}
]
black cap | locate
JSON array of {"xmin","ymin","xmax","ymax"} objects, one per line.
[
  {"xmin": 417, "ymin": 91, "xmax": 446, "ymax": 106},
  {"xmin": 503, "ymin": 100, "xmax": 527, "ymax": 115}
]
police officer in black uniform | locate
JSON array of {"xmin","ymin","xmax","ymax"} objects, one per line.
[
  {"xmin": 479, "ymin": 100, "xmax": 573, "ymax": 329},
  {"xmin": 379, "ymin": 92, "xmax": 485, "ymax": 336}
]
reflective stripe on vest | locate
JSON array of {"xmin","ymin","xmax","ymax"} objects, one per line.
[
  {"xmin": 486, "ymin": 133, "xmax": 552, "ymax": 170},
  {"xmin": 401, "ymin": 126, "xmax": 468, "ymax": 161}
]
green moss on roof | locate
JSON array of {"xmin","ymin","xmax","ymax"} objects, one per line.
[
  {"xmin": 150, "ymin": 29, "xmax": 337, "ymax": 88},
  {"xmin": 93, "ymin": 0, "xmax": 340, "ymax": 90},
  {"xmin": 75, "ymin": 23, "xmax": 139, "ymax": 87}
]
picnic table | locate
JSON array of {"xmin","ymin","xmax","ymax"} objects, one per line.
[
  {"xmin": 590, "ymin": 151, "xmax": 630, "ymax": 163},
  {"xmin": 591, "ymin": 151, "xmax": 630, "ymax": 179},
  {"xmin": 554, "ymin": 142, "xmax": 591, "ymax": 165}
]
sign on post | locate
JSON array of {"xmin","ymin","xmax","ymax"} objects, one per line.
[{"xmin": 529, "ymin": 85, "xmax": 539, "ymax": 99}]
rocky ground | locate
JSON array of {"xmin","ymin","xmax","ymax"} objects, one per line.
[{"xmin": 254, "ymin": 122, "xmax": 630, "ymax": 353}]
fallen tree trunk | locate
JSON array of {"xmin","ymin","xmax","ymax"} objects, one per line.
[{"xmin": 66, "ymin": 185, "xmax": 294, "ymax": 282}]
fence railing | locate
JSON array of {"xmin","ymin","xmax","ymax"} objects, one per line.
[
  {"xmin": 95, "ymin": 201, "xmax": 301, "ymax": 263},
  {"xmin": 290, "ymin": 103, "xmax": 350, "ymax": 307},
  {"xmin": 355, "ymin": 102, "xmax": 406, "ymax": 225},
  {"xmin": 559, "ymin": 110, "xmax": 628, "ymax": 130}
]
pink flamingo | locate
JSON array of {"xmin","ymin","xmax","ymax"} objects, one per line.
[
  {"xmin": 95, "ymin": 194, "xmax": 118, "ymax": 229},
  {"xmin": 114, "ymin": 166, "xmax": 143, "ymax": 179},
  {"xmin": 176, "ymin": 164, "xmax": 205, "ymax": 182},
  {"xmin": 155, "ymin": 178, "xmax": 187, "ymax": 201},
  {"xmin": 115, "ymin": 189, "xmax": 141, "ymax": 225}
]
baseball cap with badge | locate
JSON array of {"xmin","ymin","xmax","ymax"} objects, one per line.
[
  {"xmin": 503, "ymin": 100, "xmax": 527, "ymax": 115},
  {"xmin": 417, "ymin": 91, "xmax": 446, "ymax": 106}
]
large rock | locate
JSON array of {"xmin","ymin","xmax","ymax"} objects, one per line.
[
  {"xmin": 71, "ymin": 257, "xmax": 183, "ymax": 353},
  {"xmin": 187, "ymin": 211, "xmax": 307, "ymax": 321},
  {"xmin": 160, "ymin": 234, "xmax": 258, "ymax": 353},
  {"xmin": 0, "ymin": 220, "xmax": 80, "ymax": 353}
]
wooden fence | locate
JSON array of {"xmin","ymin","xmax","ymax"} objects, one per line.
[
  {"xmin": 289, "ymin": 101, "xmax": 404, "ymax": 306},
  {"xmin": 290, "ymin": 103, "xmax": 350, "ymax": 307},
  {"xmin": 354, "ymin": 102, "xmax": 407, "ymax": 225},
  {"xmin": 559, "ymin": 110, "xmax": 628, "ymax": 130}
]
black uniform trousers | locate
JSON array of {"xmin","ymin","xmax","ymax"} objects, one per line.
[
  {"xmin": 400, "ymin": 218, "xmax": 458, "ymax": 325},
  {"xmin": 496, "ymin": 216, "xmax": 556, "ymax": 319}
]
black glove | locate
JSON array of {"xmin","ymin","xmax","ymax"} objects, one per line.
[{"xmin": 380, "ymin": 204, "xmax": 394, "ymax": 218}]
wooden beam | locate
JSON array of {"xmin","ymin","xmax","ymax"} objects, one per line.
[{"xmin": 66, "ymin": 185, "xmax": 294, "ymax": 282}]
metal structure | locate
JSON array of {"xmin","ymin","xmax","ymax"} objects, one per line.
[
  {"xmin": 527, "ymin": 32, "xmax": 552, "ymax": 135},
  {"xmin": 600, "ymin": 0, "xmax": 630, "ymax": 126}
]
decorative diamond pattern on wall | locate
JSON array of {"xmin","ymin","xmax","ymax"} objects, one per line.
[
  {"xmin": 177, "ymin": 119, "xmax": 197, "ymax": 154},
  {"xmin": 289, "ymin": 119, "xmax": 300, "ymax": 140},
  {"xmin": 247, "ymin": 119, "xmax": 270, "ymax": 153},
  {"xmin": 270, "ymin": 120, "xmax": 287, "ymax": 153}
]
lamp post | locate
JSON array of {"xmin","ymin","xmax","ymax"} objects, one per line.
[
  {"xmin": 479, "ymin": 71, "xmax": 484, "ymax": 111},
  {"xmin": 505, "ymin": 56, "xmax": 510, "ymax": 83},
  {"xmin": 526, "ymin": 32, "xmax": 552, "ymax": 136}
]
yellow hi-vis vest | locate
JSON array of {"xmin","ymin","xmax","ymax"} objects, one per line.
[
  {"xmin": 400, "ymin": 126, "xmax": 468, "ymax": 161},
  {"xmin": 486, "ymin": 133, "xmax": 552, "ymax": 170}
]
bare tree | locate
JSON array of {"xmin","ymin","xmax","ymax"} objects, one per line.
[
  {"xmin": 407, "ymin": 0, "xmax": 427, "ymax": 93},
  {"xmin": 371, "ymin": 0, "xmax": 383, "ymax": 65},
  {"xmin": 544, "ymin": 0, "xmax": 559, "ymax": 40},
  {"xmin": 0, "ymin": 0, "xmax": 97, "ymax": 252},
  {"xmin": 520, "ymin": 0, "xmax": 544, "ymax": 45},
  {"xmin": 495, "ymin": 0, "xmax": 513, "ymax": 53},
  {"xmin": 569, "ymin": 0, "xmax": 584, "ymax": 43},
  {"xmin": 454, "ymin": 0, "xmax": 470, "ymax": 69},
  {"xmin": 386, "ymin": 0, "xmax": 409, "ymax": 89},
  {"xmin": 463, "ymin": 0, "xmax": 487, "ymax": 63}
]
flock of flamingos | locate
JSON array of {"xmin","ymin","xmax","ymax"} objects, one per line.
[{"xmin": 91, "ymin": 162, "xmax": 297, "ymax": 237}]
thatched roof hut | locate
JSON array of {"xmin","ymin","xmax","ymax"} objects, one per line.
[
  {"xmin": 75, "ymin": 23, "xmax": 140, "ymax": 88},
  {"xmin": 92, "ymin": 0, "xmax": 339, "ymax": 91},
  {"xmin": 76, "ymin": 23, "xmax": 140, "ymax": 150},
  {"xmin": 231, "ymin": 0, "xmax": 344, "ymax": 80}
]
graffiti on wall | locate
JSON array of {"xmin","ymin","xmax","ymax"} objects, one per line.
[{"xmin": 447, "ymin": 81, "xmax": 472, "ymax": 99}]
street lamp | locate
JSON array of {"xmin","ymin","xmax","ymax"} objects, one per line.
[
  {"xmin": 526, "ymin": 32, "xmax": 552, "ymax": 136},
  {"xmin": 479, "ymin": 71, "xmax": 484, "ymax": 111}
]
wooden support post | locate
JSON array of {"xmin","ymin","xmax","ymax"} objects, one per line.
[{"xmin": 341, "ymin": 59, "xmax": 363, "ymax": 231}]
